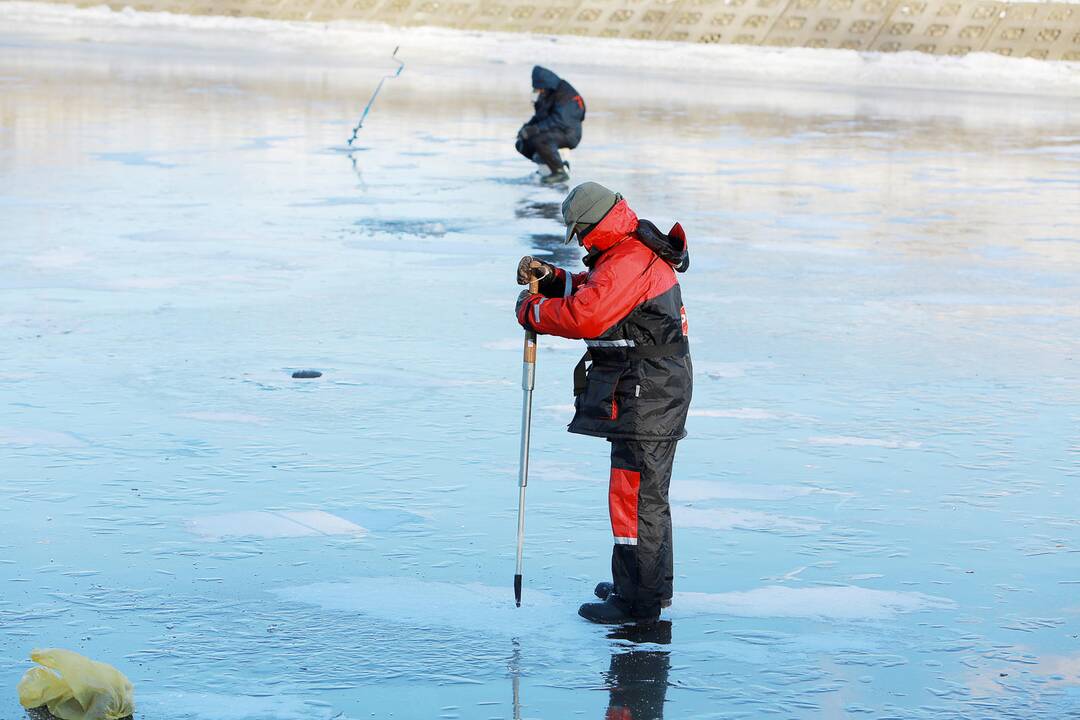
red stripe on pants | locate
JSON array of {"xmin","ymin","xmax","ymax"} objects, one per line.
[{"xmin": 609, "ymin": 468, "xmax": 640, "ymax": 540}]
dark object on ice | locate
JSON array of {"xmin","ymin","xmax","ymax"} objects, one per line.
[
  {"xmin": 595, "ymin": 581, "xmax": 672, "ymax": 609},
  {"xmin": 291, "ymin": 370, "xmax": 322, "ymax": 379},
  {"xmin": 515, "ymin": 183, "xmax": 691, "ymax": 624},
  {"xmin": 347, "ymin": 46, "xmax": 404, "ymax": 147},
  {"xmin": 515, "ymin": 65, "xmax": 585, "ymax": 176},
  {"xmin": 579, "ymin": 596, "xmax": 659, "ymax": 626},
  {"xmin": 539, "ymin": 165, "xmax": 569, "ymax": 185}
]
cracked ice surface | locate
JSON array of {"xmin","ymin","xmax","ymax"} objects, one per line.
[{"xmin": 1, "ymin": 3, "xmax": 1079, "ymax": 719}]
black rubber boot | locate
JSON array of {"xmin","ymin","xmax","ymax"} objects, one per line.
[
  {"xmin": 595, "ymin": 581, "xmax": 672, "ymax": 609},
  {"xmin": 578, "ymin": 597, "xmax": 659, "ymax": 625},
  {"xmin": 540, "ymin": 165, "xmax": 569, "ymax": 185}
]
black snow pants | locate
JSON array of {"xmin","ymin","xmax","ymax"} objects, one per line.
[
  {"xmin": 608, "ymin": 438, "xmax": 677, "ymax": 620},
  {"xmin": 515, "ymin": 129, "xmax": 573, "ymax": 173}
]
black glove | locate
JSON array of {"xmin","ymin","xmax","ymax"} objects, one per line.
[
  {"xmin": 516, "ymin": 288, "xmax": 538, "ymax": 329},
  {"xmin": 516, "ymin": 288, "xmax": 532, "ymax": 314},
  {"xmin": 518, "ymin": 124, "xmax": 537, "ymax": 141},
  {"xmin": 516, "ymin": 256, "xmax": 555, "ymax": 286}
]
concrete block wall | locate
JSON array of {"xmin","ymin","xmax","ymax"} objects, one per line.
[{"xmin": 20, "ymin": 0, "xmax": 1080, "ymax": 60}]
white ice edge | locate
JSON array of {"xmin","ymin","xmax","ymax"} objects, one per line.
[
  {"xmin": 138, "ymin": 692, "xmax": 344, "ymax": 720},
  {"xmin": 187, "ymin": 510, "xmax": 368, "ymax": 540},
  {"xmin": 1, "ymin": 2, "xmax": 1078, "ymax": 98},
  {"xmin": 274, "ymin": 577, "xmax": 956, "ymax": 628}
]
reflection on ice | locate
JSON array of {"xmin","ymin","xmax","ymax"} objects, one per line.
[{"xmin": 604, "ymin": 622, "xmax": 671, "ymax": 720}]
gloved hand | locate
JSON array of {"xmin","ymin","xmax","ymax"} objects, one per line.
[
  {"xmin": 518, "ymin": 124, "xmax": 537, "ymax": 141},
  {"xmin": 516, "ymin": 288, "xmax": 532, "ymax": 316},
  {"xmin": 516, "ymin": 288, "xmax": 541, "ymax": 330},
  {"xmin": 517, "ymin": 256, "xmax": 555, "ymax": 285}
]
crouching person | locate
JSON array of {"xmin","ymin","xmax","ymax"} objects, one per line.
[{"xmin": 516, "ymin": 65, "xmax": 585, "ymax": 185}]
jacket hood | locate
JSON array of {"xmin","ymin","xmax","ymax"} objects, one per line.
[
  {"xmin": 531, "ymin": 65, "xmax": 561, "ymax": 90},
  {"xmin": 581, "ymin": 199, "xmax": 638, "ymax": 254},
  {"xmin": 636, "ymin": 219, "xmax": 690, "ymax": 272}
]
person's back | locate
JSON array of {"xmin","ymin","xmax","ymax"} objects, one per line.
[{"xmin": 529, "ymin": 67, "xmax": 586, "ymax": 146}]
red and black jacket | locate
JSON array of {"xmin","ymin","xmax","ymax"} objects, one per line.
[{"xmin": 517, "ymin": 200, "xmax": 692, "ymax": 441}]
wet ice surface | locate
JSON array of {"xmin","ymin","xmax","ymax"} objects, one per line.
[{"xmin": 2, "ymin": 6, "xmax": 1080, "ymax": 720}]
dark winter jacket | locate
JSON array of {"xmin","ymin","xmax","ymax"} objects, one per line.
[
  {"xmin": 523, "ymin": 66, "xmax": 586, "ymax": 148},
  {"xmin": 516, "ymin": 200, "xmax": 692, "ymax": 441}
]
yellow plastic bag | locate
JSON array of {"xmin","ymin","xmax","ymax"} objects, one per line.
[{"xmin": 17, "ymin": 648, "xmax": 134, "ymax": 720}]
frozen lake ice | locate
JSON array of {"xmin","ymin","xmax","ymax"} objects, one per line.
[{"xmin": 1, "ymin": 4, "xmax": 1079, "ymax": 718}]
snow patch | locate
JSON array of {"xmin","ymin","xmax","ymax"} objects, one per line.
[
  {"xmin": 279, "ymin": 579, "xmax": 952, "ymax": 627},
  {"xmin": 673, "ymin": 586, "xmax": 955, "ymax": 620},
  {"xmin": 179, "ymin": 411, "xmax": 269, "ymax": 425},
  {"xmin": 27, "ymin": 248, "xmax": 93, "ymax": 269},
  {"xmin": 541, "ymin": 404, "xmax": 575, "ymax": 414},
  {"xmin": 187, "ymin": 511, "xmax": 367, "ymax": 540},
  {"xmin": 0, "ymin": 427, "xmax": 84, "ymax": 447},
  {"xmin": 484, "ymin": 336, "xmax": 581, "ymax": 351},
  {"xmin": 273, "ymin": 577, "xmax": 589, "ymax": 641},
  {"xmin": 690, "ymin": 408, "xmax": 779, "ymax": 419},
  {"xmin": 2, "ymin": 2, "xmax": 1077, "ymax": 99},
  {"xmin": 808, "ymin": 435, "xmax": 922, "ymax": 449},
  {"xmin": 139, "ymin": 692, "xmax": 343, "ymax": 720},
  {"xmin": 110, "ymin": 276, "xmax": 183, "ymax": 289},
  {"xmin": 695, "ymin": 361, "xmax": 776, "ymax": 379},
  {"xmin": 671, "ymin": 480, "xmax": 837, "ymax": 502},
  {"xmin": 673, "ymin": 506, "xmax": 823, "ymax": 533}
]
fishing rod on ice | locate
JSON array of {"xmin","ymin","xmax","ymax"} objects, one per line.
[{"xmin": 347, "ymin": 46, "xmax": 404, "ymax": 147}]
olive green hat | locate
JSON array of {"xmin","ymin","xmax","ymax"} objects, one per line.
[{"xmin": 561, "ymin": 181, "xmax": 621, "ymax": 244}]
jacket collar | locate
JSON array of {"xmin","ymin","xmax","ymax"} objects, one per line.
[{"xmin": 581, "ymin": 199, "xmax": 638, "ymax": 254}]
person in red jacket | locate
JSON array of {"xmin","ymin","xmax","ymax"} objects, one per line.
[{"xmin": 516, "ymin": 182, "xmax": 692, "ymax": 625}]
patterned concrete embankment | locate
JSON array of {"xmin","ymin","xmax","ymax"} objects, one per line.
[{"xmin": 14, "ymin": 0, "xmax": 1080, "ymax": 60}]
